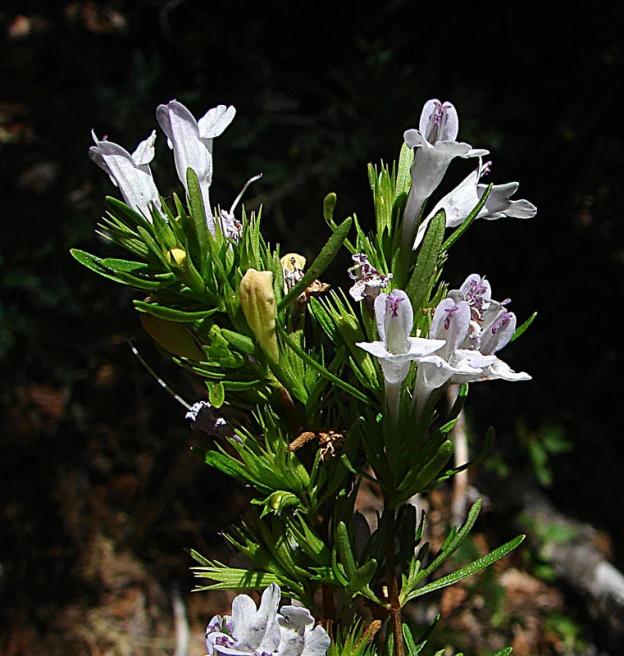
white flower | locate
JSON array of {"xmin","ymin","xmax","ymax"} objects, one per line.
[
  {"xmin": 156, "ymin": 100, "xmax": 235, "ymax": 235},
  {"xmin": 413, "ymin": 299, "xmax": 493, "ymax": 414},
  {"xmin": 413, "ymin": 160, "xmax": 537, "ymax": 248},
  {"xmin": 357, "ymin": 290, "xmax": 445, "ymax": 419},
  {"xmin": 402, "ymin": 99, "xmax": 488, "ymax": 246},
  {"xmin": 89, "ymin": 130, "xmax": 161, "ymax": 220},
  {"xmin": 276, "ymin": 607, "xmax": 330, "ymax": 656},
  {"xmin": 205, "ymin": 585, "xmax": 330, "ymax": 656},
  {"xmin": 413, "ymin": 278, "xmax": 531, "ymax": 415}
]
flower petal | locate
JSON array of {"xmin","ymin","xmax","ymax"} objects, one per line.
[
  {"xmin": 231, "ymin": 584, "xmax": 281, "ymax": 652},
  {"xmin": 131, "ymin": 130, "xmax": 157, "ymax": 166},
  {"xmin": 479, "ymin": 311, "xmax": 516, "ymax": 355},
  {"xmin": 277, "ymin": 607, "xmax": 330, "ymax": 656},
  {"xmin": 89, "ymin": 132, "xmax": 161, "ymax": 219},
  {"xmin": 356, "ymin": 341, "xmax": 391, "ymax": 359},
  {"xmin": 198, "ymin": 105, "xmax": 236, "ymax": 139},
  {"xmin": 418, "ymin": 99, "xmax": 459, "ymax": 143},
  {"xmin": 430, "ymin": 299, "xmax": 471, "ymax": 357}
]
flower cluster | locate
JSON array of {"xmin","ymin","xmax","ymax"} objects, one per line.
[
  {"xmin": 205, "ymin": 585, "xmax": 330, "ymax": 656},
  {"xmin": 357, "ymin": 274, "xmax": 530, "ymax": 419}
]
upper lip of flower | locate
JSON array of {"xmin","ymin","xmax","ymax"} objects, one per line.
[{"xmin": 89, "ymin": 129, "xmax": 161, "ymax": 219}]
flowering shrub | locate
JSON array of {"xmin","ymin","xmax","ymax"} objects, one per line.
[{"xmin": 74, "ymin": 96, "xmax": 536, "ymax": 656}]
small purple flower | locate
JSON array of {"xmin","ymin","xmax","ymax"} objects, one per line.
[
  {"xmin": 413, "ymin": 277, "xmax": 531, "ymax": 416},
  {"xmin": 348, "ymin": 253, "xmax": 392, "ymax": 304}
]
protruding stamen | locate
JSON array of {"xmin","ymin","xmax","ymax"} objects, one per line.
[{"xmin": 491, "ymin": 312, "xmax": 513, "ymax": 334}]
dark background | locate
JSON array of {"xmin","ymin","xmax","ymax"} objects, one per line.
[{"xmin": 1, "ymin": 1, "xmax": 623, "ymax": 654}]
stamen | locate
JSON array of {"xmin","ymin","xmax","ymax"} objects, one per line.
[
  {"xmin": 388, "ymin": 295, "xmax": 404, "ymax": 318},
  {"xmin": 491, "ymin": 312, "xmax": 513, "ymax": 334},
  {"xmin": 444, "ymin": 304, "xmax": 460, "ymax": 330}
]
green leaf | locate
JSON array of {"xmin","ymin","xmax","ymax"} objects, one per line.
[
  {"xmin": 511, "ymin": 311, "xmax": 537, "ymax": 343},
  {"xmin": 278, "ymin": 217, "xmax": 353, "ymax": 311},
  {"xmin": 221, "ymin": 329, "xmax": 256, "ymax": 355},
  {"xmin": 191, "ymin": 563, "xmax": 281, "ymax": 591},
  {"xmin": 276, "ymin": 323, "xmax": 370, "ymax": 403},
  {"xmin": 395, "ymin": 142, "xmax": 414, "ymax": 199},
  {"xmin": 133, "ymin": 300, "xmax": 218, "ymax": 322},
  {"xmin": 185, "ymin": 167, "xmax": 210, "ymax": 271},
  {"xmin": 101, "ymin": 258, "xmax": 151, "ymax": 273},
  {"xmin": 442, "ymin": 183, "xmax": 493, "ymax": 251},
  {"xmin": 136, "ymin": 225, "xmax": 170, "ymax": 269},
  {"xmin": 336, "ymin": 522, "xmax": 358, "ymax": 577},
  {"xmin": 71, "ymin": 249, "xmax": 171, "ymax": 291},
  {"xmin": 106, "ymin": 196, "xmax": 153, "ymax": 233},
  {"xmin": 394, "ymin": 440, "xmax": 454, "ymax": 505},
  {"xmin": 406, "ymin": 209, "xmax": 446, "ymax": 312},
  {"xmin": 400, "ymin": 499, "xmax": 483, "ymax": 603},
  {"xmin": 406, "ymin": 535, "xmax": 525, "ymax": 601},
  {"xmin": 432, "ymin": 427, "xmax": 496, "ymax": 486},
  {"xmin": 207, "ymin": 380, "xmax": 225, "ymax": 408},
  {"xmin": 345, "ymin": 559, "xmax": 378, "ymax": 597}
]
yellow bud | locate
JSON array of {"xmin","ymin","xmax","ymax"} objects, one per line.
[
  {"xmin": 167, "ymin": 247, "xmax": 187, "ymax": 267},
  {"xmin": 239, "ymin": 268, "xmax": 279, "ymax": 361}
]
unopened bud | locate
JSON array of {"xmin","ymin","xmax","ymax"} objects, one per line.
[
  {"xmin": 167, "ymin": 247, "xmax": 187, "ymax": 267},
  {"xmin": 239, "ymin": 268, "xmax": 279, "ymax": 361},
  {"xmin": 166, "ymin": 247, "xmax": 205, "ymax": 293}
]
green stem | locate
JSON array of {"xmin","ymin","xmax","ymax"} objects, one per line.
[{"xmin": 384, "ymin": 508, "xmax": 404, "ymax": 656}]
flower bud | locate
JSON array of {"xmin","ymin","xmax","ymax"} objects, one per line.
[
  {"xmin": 239, "ymin": 268, "xmax": 279, "ymax": 361},
  {"xmin": 167, "ymin": 247, "xmax": 187, "ymax": 267},
  {"xmin": 166, "ymin": 247, "xmax": 205, "ymax": 292}
]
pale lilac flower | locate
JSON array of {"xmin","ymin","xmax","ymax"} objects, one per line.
[
  {"xmin": 156, "ymin": 100, "xmax": 235, "ymax": 235},
  {"xmin": 413, "ymin": 278, "xmax": 531, "ymax": 415},
  {"xmin": 89, "ymin": 130, "xmax": 161, "ymax": 219},
  {"xmin": 413, "ymin": 160, "xmax": 537, "ymax": 248},
  {"xmin": 276, "ymin": 607, "xmax": 331, "ymax": 656},
  {"xmin": 402, "ymin": 99, "xmax": 488, "ymax": 246},
  {"xmin": 413, "ymin": 299, "xmax": 494, "ymax": 415},
  {"xmin": 357, "ymin": 290, "xmax": 445, "ymax": 419},
  {"xmin": 348, "ymin": 254, "xmax": 392, "ymax": 304},
  {"xmin": 204, "ymin": 585, "xmax": 329, "ymax": 656}
]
